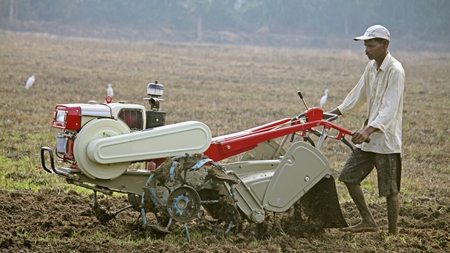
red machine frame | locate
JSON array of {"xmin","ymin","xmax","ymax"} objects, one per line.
[{"xmin": 205, "ymin": 107, "xmax": 352, "ymax": 161}]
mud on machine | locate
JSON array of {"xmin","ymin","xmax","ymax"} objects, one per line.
[{"xmin": 41, "ymin": 81, "xmax": 359, "ymax": 241}]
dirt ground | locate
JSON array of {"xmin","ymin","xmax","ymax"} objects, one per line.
[
  {"xmin": 1, "ymin": 186, "xmax": 449, "ymax": 252},
  {"xmin": 1, "ymin": 31, "xmax": 449, "ymax": 252}
]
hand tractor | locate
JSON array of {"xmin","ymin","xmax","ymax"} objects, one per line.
[{"xmin": 41, "ymin": 82, "xmax": 358, "ymax": 241}]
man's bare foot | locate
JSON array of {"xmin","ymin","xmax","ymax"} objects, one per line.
[{"xmin": 341, "ymin": 222, "xmax": 378, "ymax": 233}]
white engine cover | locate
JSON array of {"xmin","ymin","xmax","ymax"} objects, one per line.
[
  {"xmin": 74, "ymin": 118, "xmax": 131, "ymax": 180},
  {"xmin": 87, "ymin": 120, "xmax": 212, "ymax": 164}
]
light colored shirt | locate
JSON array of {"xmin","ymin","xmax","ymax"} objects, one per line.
[{"xmin": 337, "ymin": 52, "xmax": 405, "ymax": 154}]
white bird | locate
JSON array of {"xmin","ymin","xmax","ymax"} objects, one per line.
[
  {"xmin": 320, "ymin": 89, "xmax": 328, "ymax": 108},
  {"xmin": 25, "ymin": 75, "xmax": 35, "ymax": 89},
  {"xmin": 107, "ymin": 83, "xmax": 114, "ymax": 97}
]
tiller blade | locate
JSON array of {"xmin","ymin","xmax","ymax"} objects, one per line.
[{"xmin": 299, "ymin": 176, "xmax": 348, "ymax": 228}]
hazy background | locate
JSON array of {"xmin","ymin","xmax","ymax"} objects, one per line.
[{"xmin": 1, "ymin": 0, "xmax": 450, "ymax": 51}]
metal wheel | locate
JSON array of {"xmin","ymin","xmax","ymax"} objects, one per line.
[{"xmin": 166, "ymin": 186, "xmax": 201, "ymax": 223}]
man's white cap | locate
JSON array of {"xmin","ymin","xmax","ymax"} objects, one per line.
[{"xmin": 354, "ymin": 25, "xmax": 390, "ymax": 41}]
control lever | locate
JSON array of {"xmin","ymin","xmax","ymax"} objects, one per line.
[
  {"xmin": 341, "ymin": 138, "xmax": 355, "ymax": 153},
  {"xmin": 303, "ymin": 136, "xmax": 316, "ymax": 147},
  {"xmin": 291, "ymin": 90, "xmax": 309, "ymax": 142},
  {"xmin": 289, "ymin": 116, "xmax": 299, "ymax": 142},
  {"xmin": 297, "ymin": 90, "xmax": 309, "ymax": 110},
  {"xmin": 290, "ymin": 91, "xmax": 309, "ymax": 142}
]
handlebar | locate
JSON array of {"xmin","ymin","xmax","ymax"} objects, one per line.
[
  {"xmin": 295, "ymin": 90, "xmax": 371, "ymax": 143},
  {"xmin": 321, "ymin": 112, "xmax": 369, "ymax": 143},
  {"xmin": 291, "ymin": 106, "xmax": 370, "ymax": 150},
  {"xmin": 206, "ymin": 91, "xmax": 371, "ymax": 161}
]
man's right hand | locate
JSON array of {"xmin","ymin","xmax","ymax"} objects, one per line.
[{"xmin": 351, "ymin": 126, "xmax": 376, "ymax": 144}]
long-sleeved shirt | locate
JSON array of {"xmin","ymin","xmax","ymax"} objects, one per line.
[{"xmin": 337, "ymin": 52, "xmax": 405, "ymax": 154}]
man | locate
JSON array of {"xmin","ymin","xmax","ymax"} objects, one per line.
[{"xmin": 329, "ymin": 25, "xmax": 405, "ymax": 235}]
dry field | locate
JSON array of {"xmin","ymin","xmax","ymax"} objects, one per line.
[{"xmin": 1, "ymin": 31, "xmax": 450, "ymax": 252}]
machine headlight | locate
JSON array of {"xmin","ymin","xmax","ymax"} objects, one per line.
[
  {"xmin": 55, "ymin": 110, "xmax": 68, "ymax": 123},
  {"xmin": 52, "ymin": 105, "xmax": 81, "ymax": 130}
]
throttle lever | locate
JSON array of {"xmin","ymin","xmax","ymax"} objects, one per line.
[{"xmin": 297, "ymin": 90, "xmax": 309, "ymax": 110}]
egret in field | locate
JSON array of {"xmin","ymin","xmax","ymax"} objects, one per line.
[
  {"xmin": 320, "ymin": 89, "xmax": 328, "ymax": 108},
  {"xmin": 25, "ymin": 75, "xmax": 35, "ymax": 89},
  {"xmin": 107, "ymin": 84, "xmax": 114, "ymax": 97}
]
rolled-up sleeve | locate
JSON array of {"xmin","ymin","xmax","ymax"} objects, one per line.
[{"xmin": 338, "ymin": 70, "xmax": 368, "ymax": 116}]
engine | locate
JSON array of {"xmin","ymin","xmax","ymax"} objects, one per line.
[{"xmin": 52, "ymin": 81, "xmax": 212, "ymax": 180}]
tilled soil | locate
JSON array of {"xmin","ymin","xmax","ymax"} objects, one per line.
[{"xmin": 1, "ymin": 188, "xmax": 449, "ymax": 252}]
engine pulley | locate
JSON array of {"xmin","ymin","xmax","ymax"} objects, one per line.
[{"xmin": 73, "ymin": 118, "xmax": 131, "ymax": 179}]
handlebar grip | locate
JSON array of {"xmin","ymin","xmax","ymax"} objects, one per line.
[{"xmin": 322, "ymin": 112, "xmax": 338, "ymax": 122}]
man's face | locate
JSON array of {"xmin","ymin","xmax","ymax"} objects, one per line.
[{"xmin": 364, "ymin": 39, "xmax": 387, "ymax": 61}]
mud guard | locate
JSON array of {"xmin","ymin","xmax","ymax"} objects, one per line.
[{"xmin": 299, "ymin": 176, "xmax": 348, "ymax": 228}]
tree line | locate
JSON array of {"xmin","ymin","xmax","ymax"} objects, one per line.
[{"xmin": 1, "ymin": 0, "xmax": 449, "ymax": 42}]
